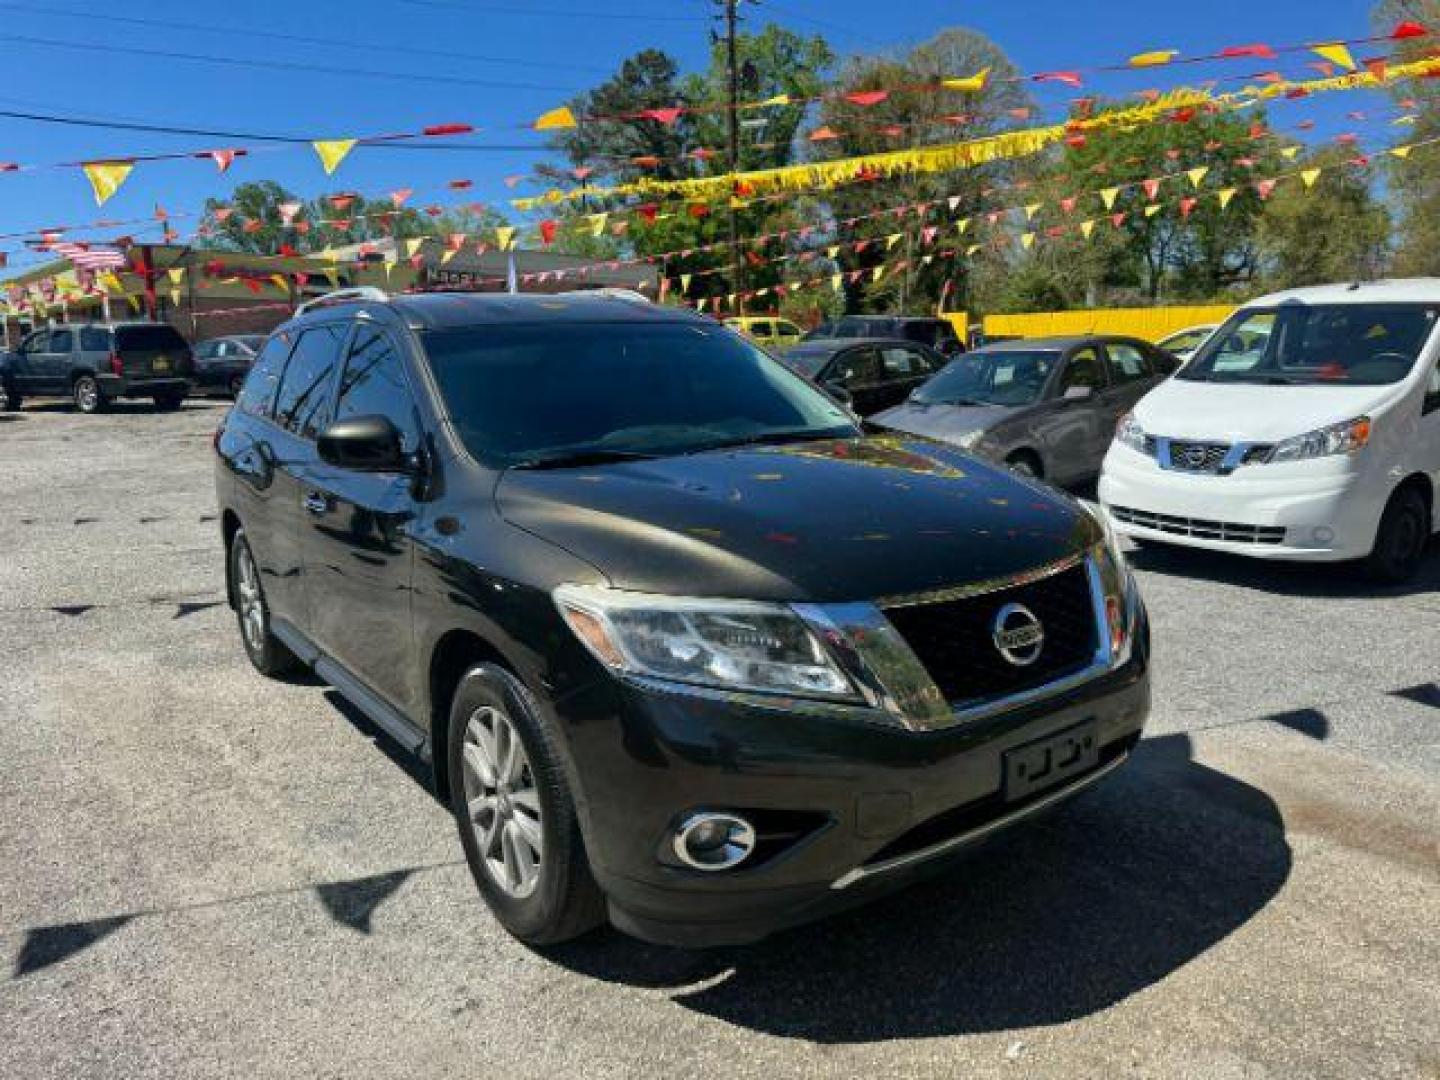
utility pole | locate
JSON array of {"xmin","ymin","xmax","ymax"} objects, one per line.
[{"xmin": 717, "ymin": 0, "xmax": 745, "ymax": 314}]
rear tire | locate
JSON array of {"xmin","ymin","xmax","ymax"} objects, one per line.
[
  {"xmin": 153, "ymin": 392, "xmax": 185, "ymax": 411},
  {"xmin": 229, "ymin": 529, "xmax": 301, "ymax": 677},
  {"xmin": 446, "ymin": 663, "xmax": 605, "ymax": 945},
  {"xmin": 227, "ymin": 374, "xmax": 245, "ymax": 399},
  {"xmin": 1005, "ymin": 451, "xmax": 1043, "ymax": 479},
  {"xmin": 73, "ymin": 375, "xmax": 106, "ymax": 414},
  {"xmin": 1362, "ymin": 486, "xmax": 1430, "ymax": 584},
  {"xmin": 0, "ymin": 380, "xmax": 20, "ymax": 411}
]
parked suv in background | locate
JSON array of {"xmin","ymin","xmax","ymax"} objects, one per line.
[
  {"xmin": 825, "ymin": 315, "xmax": 967, "ymax": 357},
  {"xmin": 782, "ymin": 337, "xmax": 947, "ymax": 416},
  {"xmin": 0, "ymin": 321, "xmax": 193, "ymax": 413},
  {"xmin": 215, "ymin": 288, "xmax": 1150, "ymax": 947}
]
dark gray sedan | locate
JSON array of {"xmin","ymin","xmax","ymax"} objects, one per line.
[
  {"xmin": 873, "ymin": 335, "xmax": 1178, "ymax": 485},
  {"xmin": 193, "ymin": 334, "xmax": 266, "ymax": 398}
]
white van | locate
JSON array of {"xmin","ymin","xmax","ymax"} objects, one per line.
[{"xmin": 1099, "ymin": 280, "xmax": 1440, "ymax": 582}]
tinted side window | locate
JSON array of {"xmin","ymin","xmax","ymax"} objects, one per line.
[
  {"xmin": 80, "ymin": 327, "xmax": 110, "ymax": 351},
  {"xmin": 237, "ymin": 333, "xmax": 295, "ymax": 419},
  {"xmin": 1106, "ymin": 342, "xmax": 1151, "ymax": 385},
  {"xmin": 48, "ymin": 330, "xmax": 74, "ymax": 352},
  {"xmin": 879, "ymin": 345, "xmax": 922, "ymax": 378},
  {"xmin": 334, "ymin": 326, "xmax": 420, "ymax": 453},
  {"xmin": 20, "ymin": 331, "xmax": 48, "ymax": 353},
  {"xmin": 274, "ymin": 325, "xmax": 344, "ymax": 439},
  {"xmin": 832, "ymin": 347, "xmax": 881, "ymax": 384},
  {"xmin": 1058, "ymin": 348, "xmax": 1103, "ymax": 393}
]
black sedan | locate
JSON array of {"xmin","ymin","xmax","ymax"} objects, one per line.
[
  {"xmin": 193, "ymin": 334, "xmax": 266, "ymax": 398},
  {"xmin": 783, "ymin": 337, "xmax": 948, "ymax": 416}
]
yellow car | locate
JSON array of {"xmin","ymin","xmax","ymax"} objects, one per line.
[{"xmin": 723, "ymin": 316, "xmax": 804, "ymax": 352}]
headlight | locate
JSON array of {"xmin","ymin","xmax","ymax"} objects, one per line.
[
  {"xmin": 1265, "ymin": 416, "xmax": 1370, "ymax": 463},
  {"xmin": 1080, "ymin": 502, "xmax": 1135, "ymax": 666},
  {"xmin": 1114, "ymin": 412, "xmax": 1150, "ymax": 454},
  {"xmin": 554, "ymin": 584, "xmax": 859, "ymax": 701}
]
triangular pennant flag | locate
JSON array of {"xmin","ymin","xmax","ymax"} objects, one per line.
[
  {"xmin": 1281, "ymin": 145, "xmax": 1301, "ymax": 160},
  {"xmin": 947, "ymin": 195, "xmax": 962, "ymax": 212},
  {"xmin": 210, "ymin": 150, "xmax": 237, "ymax": 173},
  {"xmin": 1218, "ymin": 187, "xmax": 1237, "ymax": 209},
  {"xmin": 279, "ymin": 201, "xmax": 302, "ymax": 226},
  {"xmin": 404, "ymin": 237, "xmax": 425, "ymax": 258},
  {"xmin": 1080, "ymin": 220, "xmax": 1096, "ymax": 239},
  {"xmin": 679, "ymin": 273, "xmax": 692, "ymax": 294},
  {"xmin": 82, "ymin": 161, "xmax": 133, "ymax": 206},
  {"xmin": 831, "ymin": 273, "xmax": 843, "ymax": 293},
  {"xmin": 1144, "ymin": 203, "xmax": 1162, "ymax": 218},
  {"xmin": 943, "ymin": 68, "xmax": 990, "ymax": 92},
  {"xmin": 1141, "ymin": 178, "xmax": 1161, "ymax": 200},
  {"xmin": 167, "ymin": 268, "xmax": 184, "ymax": 286},
  {"xmin": 1255, "ymin": 179, "xmax": 1277, "ymax": 200},
  {"xmin": 1024, "ymin": 202, "xmax": 1042, "ymax": 221},
  {"xmin": 1179, "ymin": 197, "xmax": 1198, "ymax": 219},
  {"xmin": 390, "ymin": 188, "xmax": 413, "ymax": 208},
  {"xmin": 588, "ymin": 213, "xmax": 609, "ymax": 237},
  {"xmin": 534, "ymin": 106, "xmax": 578, "ymax": 131},
  {"xmin": 312, "ymin": 139, "xmax": 357, "ymax": 176},
  {"xmin": 845, "ymin": 90, "xmax": 889, "ymax": 107},
  {"xmin": 871, "ymin": 265, "xmax": 886, "ymax": 282},
  {"xmin": 1100, "ymin": 187, "xmax": 1121, "ymax": 210},
  {"xmin": 965, "ymin": 244, "xmax": 981, "ymax": 256},
  {"xmin": 1311, "ymin": 43, "xmax": 1356, "ymax": 71},
  {"xmin": 1301, "ymin": 168, "xmax": 1322, "ymax": 189},
  {"xmin": 1020, "ymin": 232, "xmax": 1036, "ymax": 250},
  {"xmin": 1186, "ymin": 166, "xmax": 1209, "ymax": 188},
  {"xmin": 1129, "ymin": 49, "xmax": 1178, "ymax": 68},
  {"xmin": 1390, "ymin": 145, "xmax": 1414, "ymax": 159},
  {"xmin": 885, "ymin": 232, "xmax": 902, "ymax": 250},
  {"xmin": 495, "ymin": 226, "xmax": 516, "ymax": 251},
  {"xmin": 827, "ymin": 245, "xmax": 841, "ymax": 259},
  {"xmin": 1060, "ymin": 197, "xmax": 1077, "ymax": 214},
  {"xmin": 956, "ymin": 217, "xmax": 970, "ymax": 235}
]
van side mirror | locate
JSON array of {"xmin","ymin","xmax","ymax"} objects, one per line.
[
  {"xmin": 1062, "ymin": 385, "xmax": 1094, "ymax": 400},
  {"xmin": 317, "ymin": 415, "xmax": 410, "ymax": 472}
]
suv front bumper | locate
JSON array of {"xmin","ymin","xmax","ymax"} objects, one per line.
[{"xmin": 552, "ymin": 611, "xmax": 1150, "ymax": 947}]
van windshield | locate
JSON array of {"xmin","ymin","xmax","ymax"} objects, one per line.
[
  {"xmin": 424, "ymin": 321, "xmax": 859, "ymax": 468},
  {"xmin": 1178, "ymin": 303, "xmax": 1438, "ymax": 386}
]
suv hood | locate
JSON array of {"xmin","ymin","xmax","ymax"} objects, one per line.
[
  {"xmin": 1136, "ymin": 377, "xmax": 1403, "ymax": 442},
  {"xmin": 872, "ymin": 399, "xmax": 1018, "ymax": 441},
  {"xmin": 497, "ymin": 436, "xmax": 1095, "ymax": 603}
]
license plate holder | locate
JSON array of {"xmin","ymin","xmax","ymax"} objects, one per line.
[
  {"xmin": 153, "ymin": 356, "xmax": 170, "ymax": 372},
  {"xmin": 1003, "ymin": 721, "xmax": 1099, "ymax": 802}
]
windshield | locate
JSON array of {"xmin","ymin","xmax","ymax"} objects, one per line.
[
  {"xmin": 424, "ymin": 321, "xmax": 859, "ymax": 467},
  {"xmin": 1179, "ymin": 303, "xmax": 1438, "ymax": 386},
  {"xmin": 911, "ymin": 350, "xmax": 1059, "ymax": 407}
]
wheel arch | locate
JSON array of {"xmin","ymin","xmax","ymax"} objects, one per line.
[
  {"xmin": 1392, "ymin": 471, "xmax": 1435, "ymax": 531},
  {"xmin": 428, "ymin": 629, "xmax": 515, "ymax": 802},
  {"xmin": 221, "ymin": 511, "xmax": 243, "ymax": 609}
]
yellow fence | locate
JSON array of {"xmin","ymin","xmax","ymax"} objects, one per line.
[{"xmin": 981, "ymin": 304, "xmax": 1235, "ymax": 343}]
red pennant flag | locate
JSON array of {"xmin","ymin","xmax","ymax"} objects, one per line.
[
  {"xmin": 1060, "ymin": 197, "xmax": 1077, "ymax": 214},
  {"xmin": 638, "ymin": 204, "xmax": 659, "ymax": 223},
  {"xmin": 745, "ymin": 250, "xmax": 765, "ymax": 267},
  {"xmin": 1392, "ymin": 21, "xmax": 1428, "ymax": 39},
  {"xmin": 1065, "ymin": 134, "xmax": 1087, "ymax": 148},
  {"xmin": 209, "ymin": 149, "xmax": 237, "ymax": 173},
  {"xmin": 539, "ymin": 219, "xmax": 557, "ymax": 246},
  {"xmin": 631, "ymin": 155, "xmax": 662, "ymax": 169},
  {"xmin": 1335, "ymin": 132, "xmax": 1359, "ymax": 144},
  {"xmin": 329, "ymin": 194, "xmax": 356, "ymax": 211},
  {"xmin": 690, "ymin": 147, "xmax": 718, "ymax": 161},
  {"xmin": 1309, "ymin": 62, "xmax": 1335, "ymax": 77},
  {"xmin": 1248, "ymin": 121, "xmax": 1268, "ymax": 139},
  {"xmin": 447, "ymin": 233, "xmax": 466, "ymax": 252},
  {"xmin": 390, "ymin": 188, "xmax": 413, "ymax": 207},
  {"xmin": 1365, "ymin": 59, "xmax": 1388, "ymax": 81},
  {"xmin": 1255, "ymin": 179, "xmax": 1277, "ymax": 199},
  {"xmin": 688, "ymin": 203, "xmax": 710, "ymax": 218},
  {"xmin": 1034, "ymin": 71, "xmax": 1082, "ymax": 87},
  {"xmin": 295, "ymin": 221, "xmax": 311, "ymax": 235},
  {"xmin": 448, "ymin": 179, "xmax": 473, "ymax": 191},
  {"xmin": 214, "ymin": 207, "xmax": 234, "ymax": 223},
  {"xmin": 881, "ymin": 125, "xmax": 904, "ymax": 138},
  {"xmin": 1255, "ymin": 71, "xmax": 1284, "ymax": 84},
  {"xmin": 640, "ymin": 108, "xmax": 683, "ymax": 125},
  {"xmin": 244, "ymin": 278, "xmax": 262, "ymax": 294},
  {"xmin": 242, "ymin": 219, "xmax": 262, "ymax": 234},
  {"xmin": 1111, "ymin": 213, "xmax": 1127, "ymax": 228},
  {"xmin": 1179, "ymin": 197, "xmax": 1198, "ymax": 219},
  {"xmin": 1142, "ymin": 178, "xmax": 1161, "ymax": 200},
  {"xmin": 1170, "ymin": 107, "xmax": 1196, "ymax": 124},
  {"xmin": 425, "ymin": 205, "xmax": 443, "ymax": 217},
  {"xmin": 572, "ymin": 166, "xmax": 594, "ymax": 181},
  {"xmin": 808, "ymin": 126, "xmax": 840, "ymax": 142},
  {"xmin": 845, "ymin": 90, "xmax": 889, "ymax": 107},
  {"xmin": 1220, "ymin": 44, "xmax": 1276, "ymax": 60},
  {"xmin": 409, "ymin": 254, "xmax": 425, "ymax": 270},
  {"xmin": 423, "ymin": 123, "xmax": 474, "ymax": 137},
  {"xmin": 1296, "ymin": 120, "xmax": 1316, "ymax": 131}
]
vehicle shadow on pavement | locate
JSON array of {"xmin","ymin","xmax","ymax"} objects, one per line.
[
  {"xmin": 547, "ymin": 732, "xmax": 1292, "ymax": 1042},
  {"xmin": 19, "ymin": 401, "xmax": 222, "ymax": 417},
  {"xmin": 1125, "ymin": 539, "xmax": 1440, "ymax": 599}
]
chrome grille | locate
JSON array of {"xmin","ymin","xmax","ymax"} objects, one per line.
[
  {"xmin": 1166, "ymin": 440, "xmax": 1229, "ymax": 473},
  {"xmin": 1110, "ymin": 505, "xmax": 1286, "ymax": 545}
]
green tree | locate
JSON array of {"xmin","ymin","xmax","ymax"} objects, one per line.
[
  {"xmin": 201, "ymin": 181, "xmax": 300, "ymax": 254},
  {"xmin": 1374, "ymin": 0, "xmax": 1439, "ymax": 274},
  {"xmin": 1256, "ymin": 147, "xmax": 1390, "ymax": 289}
]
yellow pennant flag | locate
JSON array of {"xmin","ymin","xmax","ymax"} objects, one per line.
[
  {"xmin": 884, "ymin": 232, "xmax": 903, "ymax": 250},
  {"xmin": 99, "ymin": 271, "xmax": 123, "ymax": 294},
  {"xmin": 1281, "ymin": 145, "xmax": 1301, "ymax": 160},
  {"xmin": 943, "ymin": 68, "xmax": 990, "ymax": 92},
  {"xmin": 1129, "ymin": 49, "xmax": 1178, "ymax": 68},
  {"xmin": 1217, "ymin": 187, "xmax": 1237, "ymax": 210},
  {"xmin": 827, "ymin": 244, "xmax": 841, "ymax": 259},
  {"xmin": 82, "ymin": 161, "xmax": 134, "ymax": 206},
  {"xmin": 1144, "ymin": 204, "xmax": 1162, "ymax": 218},
  {"xmin": 1311, "ymin": 43, "xmax": 1356, "ymax": 72},
  {"xmin": 956, "ymin": 217, "xmax": 970, "ymax": 235},
  {"xmin": 1186, "ymin": 166, "xmax": 1209, "ymax": 188},
  {"xmin": 404, "ymin": 237, "xmax": 426, "ymax": 258},
  {"xmin": 1080, "ymin": 220, "xmax": 1096, "ymax": 239},
  {"xmin": 921, "ymin": 254, "xmax": 934, "ymax": 266},
  {"xmin": 1020, "ymin": 232, "xmax": 1035, "ymax": 250},
  {"xmin": 312, "ymin": 139, "xmax": 357, "ymax": 176},
  {"xmin": 831, "ymin": 273, "xmax": 843, "ymax": 293},
  {"xmin": 495, "ymin": 226, "xmax": 516, "ymax": 251},
  {"xmin": 1100, "ymin": 187, "xmax": 1121, "ymax": 210},
  {"xmin": 441, "ymin": 249, "xmax": 457, "ymax": 265},
  {"xmin": 588, "ymin": 213, "xmax": 609, "ymax": 237},
  {"xmin": 167, "ymin": 268, "xmax": 185, "ymax": 286},
  {"xmin": 679, "ymin": 273, "xmax": 692, "ymax": 293},
  {"xmin": 270, "ymin": 274, "xmax": 288, "ymax": 293},
  {"xmin": 871, "ymin": 265, "xmax": 886, "ymax": 282},
  {"xmin": 534, "ymin": 106, "xmax": 578, "ymax": 131},
  {"xmin": 1024, "ymin": 202, "xmax": 1042, "ymax": 221},
  {"xmin": 324, "ymin": 268, "xmax": 340, "ymax": 288},
  {"xmin": 965, "ymin": 243, "xmax": 981, "ymax": 256},
  {"xmin": 1390, "ymin": 145, "xmax": 1414, "ymax": 159},
  {"xmin": 1301, "ymin": 168, "xmax": 1322, "ymax": 189},
  {"xmin": 170, "ymin": 288, "xmax": 183, "ymax": 307},
  {"xmin": 752, "ymin": 94, "xmax": 791, "ymax": 108}
]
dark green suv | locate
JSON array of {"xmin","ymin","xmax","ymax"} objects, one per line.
[{"xmin": 0, "ymin": 321, "xmax": 194, "ymax": 413}]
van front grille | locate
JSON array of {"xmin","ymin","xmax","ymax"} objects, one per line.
[{"xmin": 1110, "ymin": 505, "xmax": 1286, "ymax": 545}]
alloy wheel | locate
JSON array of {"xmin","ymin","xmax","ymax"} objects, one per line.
[
  {"xmin": 75, "ymin": 378, "xmax": 99, "ymax": 413},
  {"xmin": 460, "ymin": 705, "xmax": 544, "ymax": 898},
  {"xmin": 235, "ymin": 542, "xmax": 266, "ymax": 653}
]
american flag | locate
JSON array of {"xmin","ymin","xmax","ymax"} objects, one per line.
[{"xmin": 49, "ymin": 242, "xmax": 128, "ymax": 270}]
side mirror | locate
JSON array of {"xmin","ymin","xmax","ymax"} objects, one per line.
[
  {"xmin": 317, "ymin": 415, "xmax": 409, "ymax": 472},
  {"xmin": 1063, "ymin": 384, "xmax": 1095, "ymax": 401},
  {"xmin": 822, "ymin": 379, "xmax": 854, "ymax": 407}
]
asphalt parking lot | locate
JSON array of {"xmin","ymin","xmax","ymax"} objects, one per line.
[{"xmin": 2, "ymin": 400, "xmax": 1436, "ymax": 1079}]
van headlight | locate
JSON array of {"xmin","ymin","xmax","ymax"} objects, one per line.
[
  {"xmin": 1265, "ymin": 416, "xmax": 1371, "ymax": 463},
  {"xmin": 554, "ymin": 585, "xmax": 860, "ymax": 701},
  {"xmin": 1114, "ymin": 412, "xmax": 1150, "ymax": 454}
]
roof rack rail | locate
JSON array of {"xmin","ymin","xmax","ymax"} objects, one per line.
[
  {"xmin": 294, "ymin": 286, "xmax": 390, "ymax": 317},
  {"xmin": 557, "ymin": 287, "xmax": 651, "ymax": 305}
]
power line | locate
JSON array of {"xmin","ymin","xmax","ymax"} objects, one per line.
[
  {"xmin": 398, "ymin": 0, "xmax": 709, "ymax": 21},
  {"xmin": 3, "ymin": 33, "xmax": 582, "ymax": 94},
  {"xmin": 0, "ymin": 2, "xmax": 609, "ymax": 75}
]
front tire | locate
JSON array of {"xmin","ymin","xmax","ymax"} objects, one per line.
[
  {"xmin": 229, "ymin": 529, "xmax": 301, "ymax": 677},
  {"xmin": 73, "ymin": 375, "xmax": 106, "ymax": 414},
  {"xmin": 1363, "ymin": 486, "xmax": 1430, "ymax": 584},
  {"xmin": 446, "ymin": 663, "xmax": 604, "ymax": 945}
]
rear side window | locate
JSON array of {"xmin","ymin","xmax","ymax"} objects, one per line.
[
  {"xmin": 115, "ymin": 325, "xmax": 188, "ymax": 352},
  {"xmin": 334, "ymin": 326, "xmax": 420, "ymax": 454},
  {"xmin": 879, "ymin": 345, "xmax": 921, "ymax": 377},
  {"xmin": 20, "ymin": 331, "xmax": 48, "ymax": 353},
  {"xmin": 48, "ymin": 330, "xmax": 74, "ymax": 352},
  {"xmin": 80, "ymin": 327, "xmax": 110, "ymax": 351},
  {"xmin": 832, "ymin": 347, "xmax": 881, "ymax": 384},
  {"xmin": 236, "ymin": 333, "xmax": 294, "ymax": 419},
  {"xmin": 273, "ymin": 325, "xmax": 344, "ymax": 439},
  {"xmin": 1106, "ymin": 342, "xmax": 1151, "ymax": 385}
]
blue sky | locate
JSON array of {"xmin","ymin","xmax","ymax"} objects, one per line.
[{"xmin": 0, "ymin": 0, "xmax": 1393, "ymax": 267}]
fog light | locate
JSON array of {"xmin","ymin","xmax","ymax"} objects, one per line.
[
  {"xmin": 1313, "ymin": 526, "xmax": 1335, "ymax": 544},
  {"xmin": 672, "ymin": 812, "xmax": 756, "ymax": 871}
]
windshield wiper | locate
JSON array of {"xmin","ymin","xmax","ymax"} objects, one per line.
[
  {"xmin": 689, "ymin": 429, "xmax": 844, "ymax": 454},
  {"xmin": 510, "ymin": 448, "xmax": 662, "ymax": 470}
]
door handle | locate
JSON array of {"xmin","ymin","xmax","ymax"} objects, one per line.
[{"xmin": 303, "ymin": 492, "xmax": 330, "ymax": 515}]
